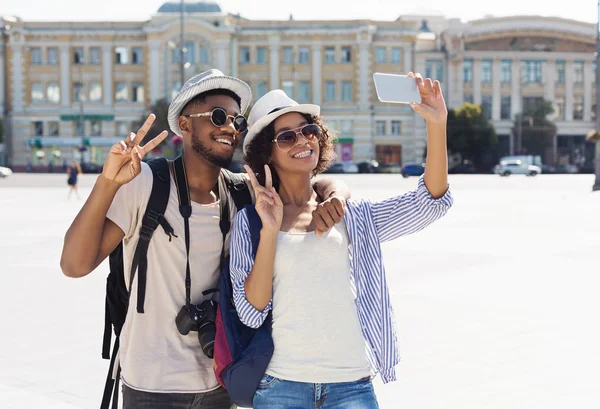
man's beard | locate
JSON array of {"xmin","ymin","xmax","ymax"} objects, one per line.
[{"xmin": 191, "ymin": 133, "xmax": 233, "ymax": 169}]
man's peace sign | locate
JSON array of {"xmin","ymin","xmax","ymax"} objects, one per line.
[{"xmin": 101, "ymin": 114, "xmax": 168, "ymax": 186}]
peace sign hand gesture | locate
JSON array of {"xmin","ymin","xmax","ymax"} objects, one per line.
[
  {"xmin": 101, "ymin": 114, "xmax": 168, "ymax": 186},
  {"xmin": 244, "ymin": 165, "xmax": 283, "ymax": 234}
]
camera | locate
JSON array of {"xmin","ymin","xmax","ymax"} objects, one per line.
[{"xmin": 176, "ymin": 299, "xmax": 218, "ymax": 358}]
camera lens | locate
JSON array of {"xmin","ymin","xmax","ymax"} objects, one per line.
[{"xmin": 198, "ymin": 322, "xmax": 216, "ymax": 358}]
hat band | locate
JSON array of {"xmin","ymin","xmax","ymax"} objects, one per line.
[{"xmin": 268, "ymin": 105, "xmax": 293, "ymax": 115}]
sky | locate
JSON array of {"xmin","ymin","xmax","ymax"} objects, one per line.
[{"xmin": 1, "ymin": 0, "xmax": 598, "ymax": 24}]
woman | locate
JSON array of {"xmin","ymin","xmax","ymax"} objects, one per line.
[
  {"xmin": 67, "ymin": 160, "xmax": 82, "ymax": 199},
  {"xmin": 230, "ymin": 73, "xmax": 453, "ymax": 408}
]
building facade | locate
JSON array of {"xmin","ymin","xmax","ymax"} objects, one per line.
[{"xmin": 0, "ymin": 5, "xmax": 597, "ymax": 170}]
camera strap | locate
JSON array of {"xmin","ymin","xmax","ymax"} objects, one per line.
[{"xmin": 173, "ymin": 155, "xmax": 193, "ymax": 308}]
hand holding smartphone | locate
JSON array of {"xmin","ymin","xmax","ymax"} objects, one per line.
[{"xmin": 373, "ymin": 72, "xmax": 421, "ymax": 104}]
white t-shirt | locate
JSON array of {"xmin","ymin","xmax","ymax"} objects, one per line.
[{"xmin": 107, "ymin": 162, "xmax": 245, "ymax": 393}]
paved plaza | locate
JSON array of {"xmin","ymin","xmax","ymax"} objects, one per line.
[{"xmin": 1, "ymin": 173, "xmax": 599, "ymax": 409}]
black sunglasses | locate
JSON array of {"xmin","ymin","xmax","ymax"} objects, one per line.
[
  {"xmin": 272, "ymin": 124, "xmax": 322, "ymax": 151},
  {"xmin": 185, "ymin": 108, "xmax": 248, "ymax": 133}
]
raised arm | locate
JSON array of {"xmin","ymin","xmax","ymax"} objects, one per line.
[{"xmin": 60, "ymin": 114, "xmax": 167, "ymax": 278}]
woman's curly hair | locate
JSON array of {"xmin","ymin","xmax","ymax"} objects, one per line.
[{"xmin": 243, "ymin": 113, "xmax": 337, "ymax": 188}]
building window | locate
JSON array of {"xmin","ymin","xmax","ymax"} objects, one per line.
[
  {"xmin": 86, "ymin": 47, "xmax": 100, "ymax": 65},
  {"xmin": 298, "ymin": 47, "xmax": 309, "ymax": 64},
  {"xmin": 341, "ymin": 81, "xmax": 352, "ymax": 102},
  {"xmin": 171, "ymin": 81, "xmax": 181, "ymax": 101},
  {"xmin": 47, "ymin": 47, "xmax": 58, "ymax": 65},
  {"xmin": 89, "ymin": 82, "xmax": 102, "ymax": 102},
  {"xmin": 593, "ymin": 61, "xmax": 597, "ymax": 83},
  {"xmin": 523, "ymin": 97, "xmax": 543, "ymax": 113},
  {"xmin": 116, "ymin": 121, "xmax": 129, "ymax": 136},
  {"xmin": 501, "ymin": 60, "xmax": 511, "ymax": 83},
  {"xmin": 48, "ymin": 121, "xmax": 59, "ymax": 137},
  {"xmin": 500, "ymin": 96, "xmax": 511, "ymax": 120},
  {"xmin": 554, "ymin": 97, "xmax": 565, "ymax": 120},
  {"xmin": 375, "ymin": 121, "xmax": 386, "ymax": 135},
  {"xmin": 256, "ymin": 47, "xmax": 266, "ymax": 64},
  {"xmin": 481, "ymin": 95, "xmax": 492, "ymax": 120},
  {"xmin": 298, "ymin": 81, "xmax": 310, "ymax": 102},
  {"xmin": 324, "ymin": 47, "xmax": 336, "ymax": 64},
  {"xmin": 73, "ymin": 82, "xmax": 85, "ymax": 102},
  {"xmin": 340, "ymin": 120, "xmax": 353, "ymax": 136},
  {"xmin": 481, "ymin": 59, "xmax": 492, "ymax": 83},
  {"xmin": 184, "ymin": 42, "xmax": 194, "ymax": 64},
  {"xmin": 376, "ymin": 47, "xmax": 386, "ymax": 63},
  {"xmin": 574, "ymin": 61, "xmax": 584, "ymax": 83},
  {"xmin": 132, "ymin": 83, "xmax": 145, "ymax": 103},
  {"xmin": 573, "ymin": 95, "xmax": 584, "ymax": 120},
  {"xmin": 199, "ymin": 46, "xmax": 209, "ymax": 64},
  {"xmin": 325, "ymin": 81, "xmax": 336, "ymax": 102},
  {"xmin": 74, "ymin": 120, "xmax": 84, "ymax": 136},
  {"xmin": 33, "ymin": 121, "xmax": 44, "ymax": 136},
  {"xmin": 132, "ymin": 47, "xmax": 143, "ymax": 64},
  {"xmin": 173, "ymin": 46, "xmax": 182, "ymax": 64},
  {"xmin": 463, "ymin": 59, "xmax": 473, "ymax": 82},
  {"xmin": 391, "ymin": 120, "xmax": 401, "ymax": 135},
  {"xmin": 239, "ymin": 47, "xmax": 250, "ymax": 64},
  {"xmin": 46, "ymin": 83, "xmax": 60, "ymax": 104},
  {"xmin": 523, "ymin": 60, "xmax": 542, "ymax": 83},
  {"xmin": 73, "ymin": 48, "xmax": 84, "ymax": 64},
  {"xmin": 282, "ymin": 47, "xmax": 294, "ymax": 64},
  {"xmin": 90, "ymin": 120, "xmax": 102, "ymax": 136},
  {"xmin": 464, "ymin": 94, "xmax": 473, "ymax": 104},
  {"xmin": 426, "ymin": 60, "xmax": 443, "ymax": 81},
  {"xmin": 282, "ymin": 81, "xmax": 294, "ymax": 98},
  {"xmin": 115, "ymin": 82, "xmax": 128, "ymax": 102},
  {"xmin": 31, "ymin": 48, "xmax": 42, "ymax": 65},
  {"xmin": 341, "ymin": 46, "xmax": 352, "ymax": 63},
  {"xmin": 391, "ymin": 48, "xmax": 401, "ymax": 64},
  {"xmin": 556, "ymin": 61, "xmax": 565, "ymax": 83},
  {"xmin": 115, "ymin": 47, "xmax": 129, "ymax": 64},
  {"xmin": 256, "ymin": 81, "xmax": 268, "ymax": 98}
]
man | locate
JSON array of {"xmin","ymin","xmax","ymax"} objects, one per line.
[{"xmin": 60, "ymin": 69, "xmax": 347, "ymax": 409}]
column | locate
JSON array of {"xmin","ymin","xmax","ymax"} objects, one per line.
[
  {"xmin": 403, "ymin": 43, "xmax": 413, "ymax": 74},
  {"xmin": 544, "ymin": 61, "xmax": 556, "ymax": 103},
  {"xmin": 230, "ymin": 37, "xmax": 239, "ymax": 78},
  {"xmin": 59, "ymin": 45, "xmax": 70, "ymax": 108},
  {"xmin": 358, "ymin": 41, "xmax": 371, "ymax": 111},
  {"xmin": 510, "ymin": 59, "xmax": 521, "ymax": 118},
  {"xmin": 149, "ymin": 41, "xmax": 161, "ymax": 104},
  {"xmin": 583, "ymin": 61, "xmax": 593, "ymax": 121},
  {"xmin": 268, "ymin": 36, "xmax": 280, "ymax": 90},
  {"xmin": 564, "ymin": 61, "xmax": 574, "ymax": 121},
  {"xmin": 213, "ymin": 40, "xmax": 229, "ymax": 74},
  {"xmin": 472, "ymin": 59, "xmax": 482, "ymax": 105},
  {"xmin": 311, "ymin": 43, "xmax": 322, "ymax": 105},
  {"xmin": 102, "ymin": 45, "xmax": 113, "ymax": 107},
  {"xmin": 492, "ymin": 59, "xmax": 501, "ymax": 120}
]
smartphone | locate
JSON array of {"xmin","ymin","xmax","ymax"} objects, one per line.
[{"xmin": 373, "ymin": 72, "xmax": 421, "ymax": 104}]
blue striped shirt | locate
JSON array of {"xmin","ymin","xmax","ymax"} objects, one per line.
[{"xmin": 229, "ymin": 175, "xmax": 454, "ymax": 383}]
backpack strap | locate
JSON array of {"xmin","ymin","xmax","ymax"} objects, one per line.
[
  {"xmin": 129, "ymin": 158, "xmax": 174, "ymax": 313},
  {"xmin": 245, "ymin": 205, "xmax": 262, "ymax": 257},
  {"xmin": 219, "ymin": 169, "xmax": 252, "ymax": 236}
]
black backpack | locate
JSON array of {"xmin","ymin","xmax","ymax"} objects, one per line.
[{"xmin": 100, "ymin": 158, "xmax": 252, "ymax": 409}]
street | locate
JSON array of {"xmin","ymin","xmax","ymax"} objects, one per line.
[{"xmin": 1, "ymin": 173, "xmax": 599, "ymax": 409}]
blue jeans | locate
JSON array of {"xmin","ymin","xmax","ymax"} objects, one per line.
[
  {"xmin": 253, "ymin": 375, "xmax": 380, "ymax": 409},
  {"xmin": 122, "ymin": 384, "xmax": 235, "ymax": 409}
]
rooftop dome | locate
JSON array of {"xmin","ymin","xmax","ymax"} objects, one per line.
[{"xmin": 157, "ymin": 1, "xmax": 221, "ymax": 13}]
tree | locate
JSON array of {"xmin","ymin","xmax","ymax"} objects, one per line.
[
  {"xmin": 512, "ymin": 99, "xmax": 556, "ymax": 157},
  {"xmin": 446, "ymin": 103, "xmax": 498, "ymax": 170}
]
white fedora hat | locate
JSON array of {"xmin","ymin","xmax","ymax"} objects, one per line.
[
  {"xmin": 243, "ymin": 89, "xmax": 320, "ymax": 155},
  {"xmin": 167, "ymin": 69, "xmax": 252, "ymax": 136}
]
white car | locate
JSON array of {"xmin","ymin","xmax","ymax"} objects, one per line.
[
  {"xmin": 0, "ymin": 166, "xmax": 12, "ymax": 178},
  {"xmin": 494, "ymin": 160, "xmax": 541, "ymax": 177}
]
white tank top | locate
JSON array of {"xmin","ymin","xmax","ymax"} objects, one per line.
[{"xmin": 265, "ymin": 220, "xmax": 371, "ymax": 383}]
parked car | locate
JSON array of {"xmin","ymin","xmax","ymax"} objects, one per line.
[
  {"xmin": 493, "ymin": 160, "xmax": 541, "ymax": 176},
  {"xmin": 356, "ymin": 160, "xmax": 380, "ymax": 173},
  {"xmin": 401, "ymin": 162, "xmax": 425, "ymax": 178},
  {"xmin": 378, "ymin": 163, "xmax": 402, "ymax": 174},
  {"xmin": 449, "ymin": 160, "xmax": 476, "ymax": 174},
  {"xmin": 0, "ymin": 166, "xmax": 13, "ymax": 178}
]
